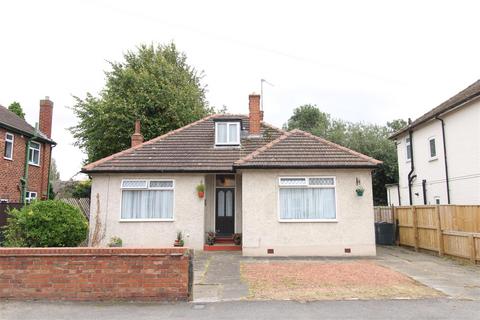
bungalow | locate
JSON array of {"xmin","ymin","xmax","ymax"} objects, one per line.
[{"xmin": 83, "ymin": 94, "xmax": 381, "ymax": 256}]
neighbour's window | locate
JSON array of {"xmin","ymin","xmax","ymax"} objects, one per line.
[
  {"xmin": 120, "ymin": 179, "xmax": 174, "ymax": 220},
  {"xmin": 0, "ymin": 199, "xmax": 8, "ymax": 203},
  {"xmin": 25, "ymin": 191, "xmax": 37, "ymax": 203},
  {"xmin": 405, "ymin": 137, "xmax": 412, "ymax": 161},
  {"xmin": 215, "ymin": 121, "xmax": 240, "ymax": 145},
  {"xmin": 434, "ymin": 197, "xmax": 440, "ymax": 205},
  {"xmin": 428, "ymin": 137, "xmax": 437, "ymax": 160},
  {"xmin": 28, "ymin": 141, "xmax": 41, "ymax": 165},
  {"xmin": 4, "ymin": 132, "xmax": 14, "ymax": 160},
  {"xmin": 278, "ymin": 177, "xmax": 336, "ymax": 221}
]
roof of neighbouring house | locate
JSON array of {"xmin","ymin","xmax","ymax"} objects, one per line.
[
  {"xmin": 82, "ymin": 114, "xmax": 380, "ymax": 173},
  {"xmin": 390, "ymin": 79, "xmax": 480, "ymax": 139},
  {"xmin": 0, "ymin": 105, "xmax": 54, "ymax": 144}
]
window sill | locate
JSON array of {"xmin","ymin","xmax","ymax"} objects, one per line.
[
  {"xmin": 428, "ymin": 157, "xmax": 438, "ymax": 162},
  {"xmin": 28, "ymin": 162, "xmax": 40, "ymax": 167},
  {"xmin": 3, "ymin": 157, "xmax": 13, "ymax": 161},
  {"xmin": 119, "ymin": 219, "xmax": 174, "ymax": 222},
  {"xmin": 278, "ymin": 219, "xmax": 338, "ymax": 223}
]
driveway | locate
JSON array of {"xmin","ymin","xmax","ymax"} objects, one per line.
[
  {"xmin": 193, "ymin": 246, "xmax": 480, "ymax": 302},
  {"xmin": 376, "ymin": 246, "xmax": 480, "ymax": 300}
]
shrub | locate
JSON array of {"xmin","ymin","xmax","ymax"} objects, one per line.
[{"xmin": 2, "ymin": 200, "xmax": 88, "ymax": 247}]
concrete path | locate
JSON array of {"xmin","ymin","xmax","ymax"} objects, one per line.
[
  {"xmin": 2, "ymin": 299, "xmax": 480, "ymax": 320},
  {"xmin": 193, "ymin": 251, "xmax": 248, "ymax": 302},
  {"xmin": 376, "ymin": 246, "xmax": 480, "ymax": 300}
]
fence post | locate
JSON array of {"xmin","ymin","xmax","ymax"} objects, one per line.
[
  {"xmin": 412, "ymin": 206, "xmax": 419, "ymax": 251},
  {"xmin": 469, "ymin": 235, "xmax": 476, "ymax": 263},
  {"xmin": 435, "ymin": 205, "xmax": 444, "ymax": 256}
]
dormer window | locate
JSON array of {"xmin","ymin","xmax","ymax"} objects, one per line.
[{"xmin": 215, "ymin": 121, "xmax": 240, "ymax": 146}]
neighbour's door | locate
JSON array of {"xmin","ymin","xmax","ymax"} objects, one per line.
[{"xmin": 215, "ymin": 188, "xmax": 235, "ymax": 235}]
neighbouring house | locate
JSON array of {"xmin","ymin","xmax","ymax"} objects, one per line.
[
  {"xmin": 83, "ymin": 93, "xmax": 381, "ymax": 256},
  {"xmin": 390, "ymin": 80, "xmax": 480, "ymax": 206},
  {"xmin": 0, "ymin": 97, "xmax": 55, "ymax": 203}
]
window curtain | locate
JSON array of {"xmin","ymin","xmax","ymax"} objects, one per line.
[
  {"xmin": 228, "ymin": 124, "xmax": 238, "ymax": 143},
  {"xmin": 279, "ymin": 188, "xmax": 336, "ymax": 219},
  {"xmin": 217, "ymin": 123, "xmax": 227, "ymax": 143},
  {"xmin": 121, "ymin": 190, "xmax": 173, "ymax": 219}
]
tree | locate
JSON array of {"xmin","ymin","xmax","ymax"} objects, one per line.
[
  {"xmin": 287, "ymin": 104, "xmax": 406, "ymax": 205},
  {"xmin": 70, "ymin": 43, "xmax": 212, "ymax": 163},
  {"xmin": 8, "ymin": 102, "xmax": 25, "ymax": 119}
]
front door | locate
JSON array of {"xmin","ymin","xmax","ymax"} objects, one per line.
[{"xmin": 215, "ymin": 188, "xmax": 235, "ymax": 235}]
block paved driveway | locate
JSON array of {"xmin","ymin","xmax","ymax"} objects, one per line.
[{"xmin": 193, "ymin": 246, "xmax": 480, "ymax": 302}]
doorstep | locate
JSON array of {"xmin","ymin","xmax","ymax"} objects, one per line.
[{"xmin": 204, "ymin": 243, "xmax": 242, "ymax": 251}]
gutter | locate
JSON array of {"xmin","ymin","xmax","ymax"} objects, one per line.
[
  {"xmin": 436, "ymin": 116, "xmax": 451, "ymax": 204},
  {"xmin": 390, "ymin": 91, "xmax": 480, "ymax": 140}
]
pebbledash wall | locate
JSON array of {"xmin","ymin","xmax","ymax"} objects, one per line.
[
  {"xmin": 89, "ymin": 173, "xmax": 206, "ymax": 250},
  {"xmin": 0, "ymin": 248, "xmax": 192, "ymax": 301},
  {"xmin": 241, "ymin": 169, "xmax": 376, "ymax": 257}
]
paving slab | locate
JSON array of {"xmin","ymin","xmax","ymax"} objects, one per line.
[
  {"xmin": 193, "ymin": 251, "xmax": 248, "ymax": 302},
  {"xmin": 375, "ymin": 246, "xmax": 480, "ymax": 300}
]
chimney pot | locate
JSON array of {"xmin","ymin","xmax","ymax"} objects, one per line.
[
  {"xmin": 39, "ymin": 97, "xmax": 53, "ymax": 138},
  {"xmin": 131, "ymin": 119, "xmax": 144, "ymax": 147},
  {"xmin": 249, "ymin": 93, "xmax": 261, "ymax": 135}
]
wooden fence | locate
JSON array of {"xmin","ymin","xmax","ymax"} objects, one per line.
[
  {"xmin": 374, "ymin": 206, "xmax": 395, "ymax": 223},
  {"xmin": 392, "ymin": 205, "xmax": 480, "ymax": 263}
]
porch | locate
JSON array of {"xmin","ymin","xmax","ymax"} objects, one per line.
[{"xmin": 203, "ymin": 174, "xmax": 242, "ymax": 251}]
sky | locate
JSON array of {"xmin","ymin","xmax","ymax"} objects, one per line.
[{"xmin": 1, "ymin": 0, "xmax": 479, "ymax": 180}]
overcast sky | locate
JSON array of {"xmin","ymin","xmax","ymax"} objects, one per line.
[{"xmin": 1, "ymin": 0, "xmax": 479, "ymax": 180}]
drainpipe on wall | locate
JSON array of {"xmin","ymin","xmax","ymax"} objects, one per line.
[
  {"xmin": 435, "ymin": 116, "xmax": 451, "ymax": 204},
  {"xmin": 21, "ymin": 124, "xmax": 39, "ymax": 204},
  {"xmin": 46, "ymin": 144, "xmax": 56, "ymax": 199},
  {"xmin": 422, "ymin": 179, "xmax": 427, "ymax": 205},
  {"xmin": 407, "ymin": 129, "xmax": 416, "ymax": 205}
]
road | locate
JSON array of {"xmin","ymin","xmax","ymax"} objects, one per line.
[{"xmin": 1, "ymin": 299, "xmax": 479, "ymax": 320}]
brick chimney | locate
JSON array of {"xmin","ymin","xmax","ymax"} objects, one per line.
[
  {"xmin": 39, "ymin": 97, "xmax": 53, "ymax": 138},
  {"xmin": 249, "ymin": 93, "xmax": 262, "ymax": 135},
  {"xmin": 131, "ymin": 120, "xmax": 144, "ymax": 147}
]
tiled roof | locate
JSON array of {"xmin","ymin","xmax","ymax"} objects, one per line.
[
  {"xmin": 234, "ymin": 129, "xmax": 381, "ymax": 169},
  {"xmin": 0, "ymin": 105, "xmax": 54, "ymax": 143},
  {"xmin": 390, "ymin": 79, "xmax": 480, "ymax": 138},
  {"xmin": 83, "ymin": 114, "xmax": 284, "ymax": 173},
  {"xmin": 84, "ymin": 115, "xmax": 380, "ymax": 173}
]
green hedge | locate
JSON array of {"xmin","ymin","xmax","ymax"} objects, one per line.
[{"xmin": 2, "ymin": 200, "xmax": 88, "ymax": 247}]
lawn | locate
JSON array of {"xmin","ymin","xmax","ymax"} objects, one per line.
[{"xmin": 241, "ymin": 260, "xmax": 442, "ymax": 301}]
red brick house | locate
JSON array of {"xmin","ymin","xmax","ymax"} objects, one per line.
[{"xmin": 0, "ymin": 97, "xmax": 56, "ymax": 203}]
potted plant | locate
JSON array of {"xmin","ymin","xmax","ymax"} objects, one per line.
[
  {"xmin": 108, "ymin": 236, "xmax": 123, "ymax": 247},
  {"xmin": 196, "ymin": 183, "xmax": 205, "ymax": 198},
  {"xmin": 206, "ymin": 231, "xmax": 215, "ymax": 245},
  {"xmin": 356, "ymin": 186, "xmax": 365, "ymax": 196},
  {"xmin": 174, "ymin": 231, "xmax": 184, "ymax": 247},
  {"xmin": 233, "ymin": 233, "xmax": 242, "ymax": 245}
]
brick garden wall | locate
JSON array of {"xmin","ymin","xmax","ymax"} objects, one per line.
[{"xmin": 0, "ymin": 247, "xmax": 192, "ymax": 301}]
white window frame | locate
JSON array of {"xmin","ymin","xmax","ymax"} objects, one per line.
[
  {"xmin": 119, "ymin": 179, "xmax": 175, "ymax": 222},
  {"xmin": 25, "ymin": 191, "xmax": 37, "ymax": 203},
  {"xmin": 428, "ymin": 137, "xmax": 438, "ymax": 161},
  {"xmin": 405, "ymin": 137, "xmax": 412, "ymax": 162},
  {"xmin": 0, "ymin": 199, "xmax": 9, "ymax": 203},
  {"xmin": 28, "ymin": 141, "xmax": 41, "ymax": 166},
  {"xmin": 4, "ymin": 132, "xmax": 14, "ymax": 160},
  {"xmin": 215, "ymin": 121, "xmax": 240, "ymax": 146},
  {"xmin": 277, "ymin": 176, "xmax": 338, "ymax": 223}
]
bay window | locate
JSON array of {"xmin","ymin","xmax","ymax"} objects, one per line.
[
  {"xmin": 120, "ymin": 179, "xmax": 174, "ymax": 220},
  {"xmin": 278, "ymin": 177, "xmax": 336, "ymax": 221}
]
